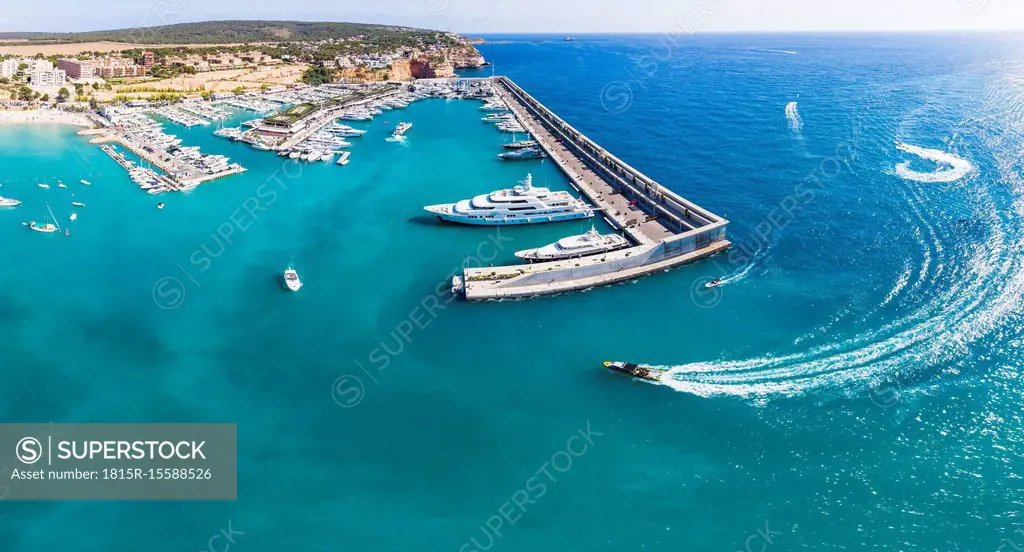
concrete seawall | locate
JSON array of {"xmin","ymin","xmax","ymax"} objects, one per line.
[{"xmin": 460, "ymin": 77, "xmax": 730, "ymax": 301}]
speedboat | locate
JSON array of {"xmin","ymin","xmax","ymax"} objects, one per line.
[
  {"xmin": 603, "ymin": 361, "xmax": 665, "ymax": 382},
  {"xmin": 499, "ymin": 147, "xmax": 547, "ymax": 161},
  {"xmin": 157, "ymin": 203, "xmax": 165, "ymax": 210},
  {"xmin": 283, "ymin": 268, "xmax": 302, "ymax": 292},
  {"xmin": 37, "ymin": 184, "xmax": 50, "ymax": 189},
  {"xmin": 57, "ymin": 183, "xmax": 67, "ymax": 188},
  {"xmin": 424, "ymin": 174, "xmax": 593, "ymax": 226},
  {"xmin": 72, "ymin": 202, "xmax": 85, "ymax": 207},
  {"xmin": 80, "ymin": 180, "xmax": 91, "ymax": 185},
  {"xmin": 515, "ymin": 225, "xmax": 629, "ymax": 261},
  {"xmin": 0, "ymin": 196, "xmax": 21, "ymax": 207},
  {"xmin": 705, "ymin": 278, "xmax": 723, "ymax": 289}
]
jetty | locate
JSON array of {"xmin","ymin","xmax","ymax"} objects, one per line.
[{"xmin": 458, "ymin": 77, "xmax": 730, "ymax": 300}]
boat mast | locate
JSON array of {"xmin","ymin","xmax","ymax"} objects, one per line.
[{"xmin": 45, "ymin": 202, "xmax": 61, "ymax": 231}]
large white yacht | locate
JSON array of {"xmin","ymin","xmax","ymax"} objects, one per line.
[
  {"xmin": 515, "ymin": 225, "xmax": 629, "ymax": 261},
  {"xmin": 424, "ymin": 174, "xmax": 593, "ymax": 226},
  {"xmin": 0, "ymin": 196, "xmax": 21, "ymax": 207}
]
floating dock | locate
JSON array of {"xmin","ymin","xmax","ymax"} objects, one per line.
[{"xmin": 459, "ymin": 77, "xmax": 730, "ymax": 301}]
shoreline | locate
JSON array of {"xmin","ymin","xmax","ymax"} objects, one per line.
[{"xmin": 0, "ymin": 109, "xmax": 94, "ymax": 128}]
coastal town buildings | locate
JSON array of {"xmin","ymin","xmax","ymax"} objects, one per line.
[
  {"xmin": 57, "ymin": 59, "xmax": 95, "ymax": 79},
  {"xmin": 30, "ymin": 67, "xmax": 67, "ymax": 86}
]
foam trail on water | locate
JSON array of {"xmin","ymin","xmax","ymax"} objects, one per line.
[
  {"xmin": 786, "ymin": 102, "xmax": 803, "ymax": 132},
  {"xmin": 895, "ymin": 141, "xmax": 974, "ymax": 183}
]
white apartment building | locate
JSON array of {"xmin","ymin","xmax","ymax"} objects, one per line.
[{"xmin": 30, "ymin": 68, "xmax": 67, "ymax": 87}]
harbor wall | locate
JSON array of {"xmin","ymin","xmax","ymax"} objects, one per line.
[
  {"xmin": 461, "ymin": 78, "xmax": 731, "ymax": 300},
  {"xmin": 496, "ymin": 77, "xmax": 727, "ymax": 233}
]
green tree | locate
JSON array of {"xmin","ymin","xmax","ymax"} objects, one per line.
[
  {"xmin": 57, "ymin": 87, "xmax": 70, "ymax": 102},
  {"xmin": 40, "ymin": 93, "xmax": 49, "ymax": 102},
  {"xmin": 16, "ymin": 84, "xmax": 32, "ymax": 101}
]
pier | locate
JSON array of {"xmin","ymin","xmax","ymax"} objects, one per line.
[
  {"xmin": 272, "ymin": 86, "xmax": 399, "ymax": 151},
  {"xmin": 459, "ymin": 77, "xmax": 730, "ymax": 300}
]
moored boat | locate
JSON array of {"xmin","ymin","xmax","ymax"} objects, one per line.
[
  {"xmin": 502, "ymin": 139, "xmax": 539, "ymax": 149},
  {"xmin": 424, "ymin": 173, "xmax": 593, "ymax": 226},
  {"xmin": 499, "ymin": 147, "xmax": 547, "ymax": 161},
  {"xmin": 0, "ymin": 196, "xmax": 22, "ymax": 207},
  {"xmin": 603, "ymin": 361, "xmax": 666, "ymax": 382},
  {"xmin": 515, "ymin": 225, "xmax": 629, "ymax": 261}
]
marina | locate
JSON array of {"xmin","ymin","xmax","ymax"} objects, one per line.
[{"xmin": 92, "ymin": 107, "xmax": 246, "ymax": 191}]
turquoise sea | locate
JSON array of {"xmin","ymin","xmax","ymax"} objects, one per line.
[{"xmin": 3, "ymin": 33, "xmax": 1024, "ymax": 551}]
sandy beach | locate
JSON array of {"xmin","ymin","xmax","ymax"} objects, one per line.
[{"xmin": 0, "ymin": 109, "xmax": 94, "ymax": 127}]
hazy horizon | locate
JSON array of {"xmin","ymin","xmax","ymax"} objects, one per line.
[{"xmin": 0, "ymin": 0, "xmax": 1022, "ymax": 35}]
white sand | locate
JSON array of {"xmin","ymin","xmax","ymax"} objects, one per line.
[{"xmin": 0, "ymin": 109, "xmax": 93, "ymax": 128}]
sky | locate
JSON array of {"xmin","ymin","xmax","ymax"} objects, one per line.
[{"xmin": 1, "ymin": 0, "xmax": 1023, "ymax": 34}]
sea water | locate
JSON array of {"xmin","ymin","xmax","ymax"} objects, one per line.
[{"xmin": 2, "ymin": 33, "xmax": 1024, "ymax": 551}]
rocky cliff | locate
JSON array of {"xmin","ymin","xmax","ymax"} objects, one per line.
[{"xmin": 447, "ymin": 44, "xmax": 486, "ymax": 69}]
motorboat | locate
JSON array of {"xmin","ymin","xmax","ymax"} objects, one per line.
[
  {"xmin": 80, "ymin": 180, "xmax": 91, "ymax": 185},
  {"xmin": 393, "ymin": 122, "xmax": 412, "ymax": 136},
  {"xmin": 705, "ymin": 279, "xmax": 723, "ymax": 289},
  {"xmin": 515, "ymin": 225, "xmax": 629, "ymax": 261},
  {"xmin": 72, "ymin": 202, "xmax": 85, "ymax": 207},
  {"xmin": 603, "ymin": 361, "xmax": 666, "ymax": 382},
  {"xmin": 283, "ymin": 267, "xmax": 302, "ymax": 292},
  {"xmin": 37, "ymin": 183, "xmax": 50, "ymax": 189},
  {"xmin": 0, "ymin": 196, "xmax": 22, "ymax": 207},
  {"xmin": 424, "ymin": 173, "xmax": 593, "ymax": 226},
  {"xmin": 335, "ymin": 151, "xmax": 351, "ymax": 166}
]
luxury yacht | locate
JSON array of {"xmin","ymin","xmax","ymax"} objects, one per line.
[
  {"xmin": 283, "ymin": 268, "xmax": 302, "ymax": 292},
  {"xmin": 424, "ymin": 174, "xmax": 593, "ymax": 226},
  {"xmin": 499, "ymin": 147, "xmax": 547, "ymax": 161},
  {"xmin": 502, "ymin": 139, "xmax": 539, "ymax": 149},
  {"xmin": 482, "ymin": 113, "xmax": 514, "ymax": 123},
  {"xmin": 515, "ymin": 225, "xmax": 629, "ymax": 261},
  {"xmin": 0, "ymin": 196, "xmax": 21, "ymax": 207}
]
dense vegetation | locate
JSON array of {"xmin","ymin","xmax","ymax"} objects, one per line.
[
  {"xmin": 301, "ymin": 64, "xmax": 332, "ymax": 85},
  {"xmin": 0, "ymin": 21, "xmax": 437, "ymax": 45}
]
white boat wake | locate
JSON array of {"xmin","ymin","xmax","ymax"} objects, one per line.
[
  {"xmin": 894, "ymin": 141, "xmax": 974, "ymax": 183},
  {"xmin": 785, "ymin": 101, "xmax": 803, "ymax": 132}
]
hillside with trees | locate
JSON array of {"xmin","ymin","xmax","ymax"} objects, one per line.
[{"xmin": 0, "ymin": 20, "xmax": 437, "ymax": 45}]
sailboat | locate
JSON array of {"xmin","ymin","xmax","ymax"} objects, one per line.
[{"xmin": 29, "ymin": 202, "xmax": 61, "ymax": 233}]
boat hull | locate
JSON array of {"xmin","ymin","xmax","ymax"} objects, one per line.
[
  {"xmin": 603, "ymin": 361, "xmax": 664, "ymax": 382},
  {"xmin": 429, "ymin": 208, "xmax": 593, "ymax": 226}
]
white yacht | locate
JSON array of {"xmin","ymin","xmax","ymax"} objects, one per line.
[
  {"xmin": 0, "ymin": 196, "xmax": 21, "ymax": 207},
  {"xmin": 515, "ymin": 225, "xmax": 629, "ymax": 261},
  {"xmin": 424, "ymin": 174, "xmax": 593, "ymax": 226},
  {"xmin": 283, "ymin": 268, "xmax": 302, "ymax": 292},
  {"xmin": 393, "ymin": 122, "xmax": 412, "ymax": 136}
]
